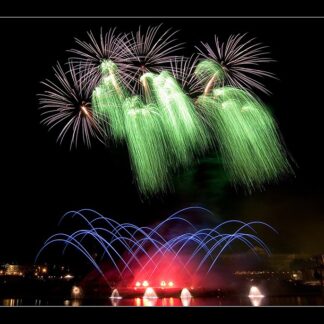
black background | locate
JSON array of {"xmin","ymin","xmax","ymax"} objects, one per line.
[{"xmin": 1, "ymin": 17, "xmax": 323, "ymax": 263}]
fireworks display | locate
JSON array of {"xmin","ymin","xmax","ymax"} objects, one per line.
[
  {"xmin": 39, "ymin": 26, "xmax": 292, "ymax": 195},
  {"xmin": 196, "ymin": 33, "xmax": 276, "ymax": 95},
  {"xmin": 36, "ymin": 207, "xmax": 276, "ymax": 285},
  {"xmin": 39, "ymin": 63, "xmax": 104, "ymax": 148},
  {"xmin": 92, "ymin": 60, "xmax": 129, "ymax": 141},
  {"xmin": 197, "ymin": 83, "xmax": 292, "ymax": 189}
]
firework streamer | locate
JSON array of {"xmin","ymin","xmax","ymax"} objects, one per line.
[
  {"xmin": 141, "ymin": 71, "xmax": 210, "ymax": 167},
  {"xmin": 36, "ymin": 207, "xmax": 276, "ymax": 283},
  {"xmin": 196, "ymin": 79, "xmax": 292, "ymax": 189},
  {"xmin": 92, "ymin": 60, "xmax": 129, "ymax": 141},
  {"xmin": 170, "ymin": 55, "xmax": 203, "ymax": 96},
  {"xmin": 123, "ymin": 96, "xmax": 171, "ymax": 195},
  {"xmin": 39, "ymin": 29, "xmax": 293, "ymax": 196},
  {"xmin": 195, "ymin": 59, "xmax": 225, "ymax": 95}
]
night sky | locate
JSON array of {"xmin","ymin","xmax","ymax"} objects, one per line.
[{"xmin": 1, "ymin": 17, "xmax": 323, "ymax": 263}]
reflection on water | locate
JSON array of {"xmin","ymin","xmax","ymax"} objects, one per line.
[
  {"xmin": 143, "ymin": 297, "xmax": 158, "ymax": 307},
  {"xmin": 110, "ymin": 298, "xmax": 121, "ymax": 307},
  {"xmin": 71, "ymin": 299, "xmax": 81, "ymax": 307},
  {"xmin": 249, "ymin": 295, "xmax": 264, "ymax": 306},
  {"xmin": 180, "ymin": 288, "xmax": 192, "ymax": 306},
  {"xmin": 248, "ymin": 286, "xmax": 264, "ymax": 306},
  {"xmin": 135, "ymin": 297, "xmax": 141, "ymax": 307},
  {"xmin": 3, "ymin": 299, "xmax": 22, "ymax": 306},
  {"xmin": 2, "ymin": 295, "xmax": 324, "ymax": 306},
  {"xmin": 181, "ymin": 297, "xmax": 192, "ymax": 306}
]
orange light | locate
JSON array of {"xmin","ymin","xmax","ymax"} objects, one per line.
[
  {"xmin": 72, "ymin": 286, "xmax": 81, "ymax": 295},
  {"xmin": 80, "ymin": 105, "xmax": 90, "ymax": 116},
  {"xmin": 135, "ymin": 281, "xmax": 141, "ymax": 287},
  {"xmin": 142, "ymin": 280, "xmax": 149, "ymax": 287},
  {"xmin": 168, "ymin": 281, "xmax": 174, "ymax": 287}
]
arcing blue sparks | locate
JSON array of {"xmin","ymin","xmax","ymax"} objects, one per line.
[{"xmin": 36, "ymin": 207, "xmax": 276, "ymax": 280}]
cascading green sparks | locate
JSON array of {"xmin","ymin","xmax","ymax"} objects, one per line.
[
  {"xmin": 195, "ymin": 60, "xmax": 225, "ymax": 94},
  {"xmin": 141, "ymin": 71, "xmax": 210, "ymax": 167},
  {"xmin": 40, "ymin": 30, "xmax": 294, "ymax": 197},
  {"xmin": 91, "ymin": 59, "xmax": 292, "ymax": 195},
  {"xmin": 92, "ymin": 60, "xmax": 129, "ymax": 141},
  {"xmin": 197, "ymin": 85, "xmax": 292, "ymax": 190},
  {"xmin": 123, "ymin": 96, "xmax": 171, "ymax": 195}
]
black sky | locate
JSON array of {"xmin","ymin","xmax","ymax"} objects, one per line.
[{"xmin": 1, "ymin": 17, "xmax": 323, "ymax": 263}]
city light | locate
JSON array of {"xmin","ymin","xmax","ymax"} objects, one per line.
[
  {"xmin": 64, "ymin": 274, "xmax": 74, "ymax": 280},
  {"xmin": 72, "ymin": 286, "xmax": 81, "ymax": 299}
]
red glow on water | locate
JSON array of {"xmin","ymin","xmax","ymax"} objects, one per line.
[
  {"xmin": 81, "ymin": 250, "xmax": 226, "ymax": 291},
  {"xmin": 127, "ymin": 251, "xmax": 200, "ymax": 289}
]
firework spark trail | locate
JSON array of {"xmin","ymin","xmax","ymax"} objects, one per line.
[
  {"xmin": 92, "ymin": 60, "xmax": 129, "ymax": 141},
  {"xmin": 118, "ymin": 207, "xmax": 208, "ymax": 274},
  {"xmin": 36, "ymin": 235, "xmax": 106, "ymax": 278},
  {"xmin": 197, "ymin": 82, "xmax": 292, "ymax": 190},
  {"xmin": 170, "ymin": 55, "xmax": 203, "ymax": 95},
  {"xmin": 57, "ymin": 207, "xmax": 254, "ymax": 276},
  {"xmin": 141, "ymin": 71, "xmax": 211, "ymax": 167},
  {"xmin": 184, "ymin": 220, "xmax": 255, "ymax": 266},
  {"xmin": 37, "ymin": 207, "xmax": 276, "ymax": 282},
  {"xmin": 123, "ymin": 96, "xmax": 171, "ymax": 195},
  {"xmin": 69, "ymin": 28, "xmax": 132, "ymax": 91},
  {"xmin": 145, "ymin": 219, "xmax": 272, "ymax": 277},
  {"xmin": 196, "ymin": 33, "xmax": 276, "ymax": 94},
  {"xmin": 62, "ymin": 210, "xmax": 161, "ymax": 268},
  {"xmin": 196, "ymin": 220, "xmax": 275, "ymax": 271},
  {"xmin": 62, "ymin": 210, "xmax": 162, "ymax": 269},
  {"xmin": 195, "ymin": 59, "xmax": 225, "ymax": 94},
  {"xmin": 40, "ymin": 28, "xmax": 293, "ymax": 196},
  {"xmin": 39, "ymin": 63, "xmax": 104, "ymax": 148},
  {"xmin": 122, "ymin": 24, "xmax": 184, "ymax": 94}
]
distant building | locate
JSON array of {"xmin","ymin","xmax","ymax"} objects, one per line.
[
  {"xmin": 0, "ymin": 263, "xmax": 73, "ymax": 280},
  {"xmin": 0, "ymin": 264, "xmax": 24, "ymax": 276}
]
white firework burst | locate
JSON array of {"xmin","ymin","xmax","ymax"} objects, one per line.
[
  {"xmin": 39, "ymin": 63, "xmax": 105, "ymax": 149},
  {"xmin": 196, "ymin": 33, "xmax": 276, "ymax": 94},
  {"xmin": 68, "ymin": 28, "xmax": 131, "ymax": 91},
  {"xmin": 170, "ymin": 55, "xmax": 204, "ymax": 96},
  {"xmin": 122, "ymin": 24, "xmax": 184, "ymax": 94}
]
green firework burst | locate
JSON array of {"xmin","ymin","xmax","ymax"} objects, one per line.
[
  {"xmin": 92, "ymin": 60, "xmax": 129, "ymax": 141},
  {"xmin": 123, "ymin": 96, "xmax": 171, "ymax": 195},
  {"xmin": 141, "ymin": 71, "xmax": 210, "ymax": 166},
  {"xmin": 197, "ymin": 86, "xmax": 292, "ymax": 190}
]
